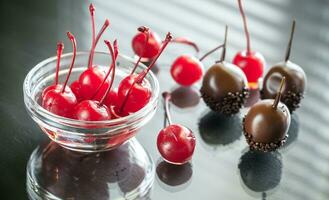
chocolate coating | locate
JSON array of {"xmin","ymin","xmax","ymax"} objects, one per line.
[
  {"xmin": 243, "ymin": 99, "xmax": 291, "ymax": 152},
  {"xmin": 261, "ymin": 61, "xmax": 306, "ymax": 112},
  {"xmin": 200, "ymin": 62, "xmax": 249, "ymax": 115}
]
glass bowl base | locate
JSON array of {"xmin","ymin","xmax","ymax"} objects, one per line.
[{"xmin": 26, "ymin": 138, "xmax": 154, "ymax": 200}]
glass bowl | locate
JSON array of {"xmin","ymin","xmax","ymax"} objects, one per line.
[
  {"xmin": 27, "ymin": 139, "xmax": 154, "ymax": 200},
  {"xmin": 23, "ymin": 51, "xmax": 159, "ymax": 152}
]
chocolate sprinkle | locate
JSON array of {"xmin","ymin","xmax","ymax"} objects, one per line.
[
  {"xmin": 242, "ymin": 117, "xmax": 288, "ymax": 152},
  {"xmin": 200, "ymin": 87, "xmax": 249, "ymax": 115}
]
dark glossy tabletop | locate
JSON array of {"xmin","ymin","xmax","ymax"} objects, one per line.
[{"xmin": 1, "ymin": 0, "xmax": 329, "ymax": 199}]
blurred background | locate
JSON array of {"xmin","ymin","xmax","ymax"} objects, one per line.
[{"xmin": 0, "ymin": 0, "xmax": 329, "ymax": 199}]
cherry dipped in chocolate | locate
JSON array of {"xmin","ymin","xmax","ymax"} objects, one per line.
[
  {"xmin": 42, "ymin": 32, "xmax": 78, "ymax": 118},
  {"xmin": 73, "ymin": 40, "xmax": 117, "ymax": 121},
  {"xmin": 243, "ymin": 77, "xmax": 291, "ymax": 152},
  {"xmin": 117, "ymin": 32, "xmax": 173, "ymax": 114},
  {"xmin": 261, "ymin": 20, "xmax": 306, "ymax": 113},
  {"xmin": 232, "ymin": 0, "xmax": 265, "ymax": 89},
  {"xmin": 157, "ymin": 92, "xmax": 196, "ymax": 165},
  {"xmin": 200, "ymin": 26, "xmax": 249, "ymax": 115}
]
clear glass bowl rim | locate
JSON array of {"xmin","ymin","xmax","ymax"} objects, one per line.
[{"xmin": 23, "ymin": 51, "xmax": 159, "ymax": 128}]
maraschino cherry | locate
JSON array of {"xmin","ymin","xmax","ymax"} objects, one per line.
[
  {"xmin": 157, "ymin": 92, "xmax": 196, "ymax": 165},
  {"xmin": 117, "ymin": 32, "xmax": 173, "ymax": 114},
  {"xmin": 132, "ymin": 28, "xmax": 161, "ymax": 59},
  {"xmin": 170, "ymin": 43, "xmax": 224, "ymax": 86},
  {"xmin": 41, "ymin": 42, "xmax": 64, "ymax": 98},
  {"xmin": 232, "ymin": 0, "xmax": 265, "ymax": 89},
  {"xmin": 70, "ymin": 4, "xmax": 111, "ymax": 101},
  {"xmin": 73, "ymin": 40, "xmax": 117, "ymax": 121},
  {"xmin": 42, "ymin": 32, "xmax": 78, "ymax": 118}
]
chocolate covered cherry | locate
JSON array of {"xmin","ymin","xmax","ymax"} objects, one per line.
[
  {"xmin": 201, "ymin": 26, "xmax": 249, "ymax": 115},
  {"xmin": 261, "ymin": 20, "xmax": 306, "ymax": 113},
  {"xmin": 244, "ymin": 77, "xmax": 291, "ymax": 152}
]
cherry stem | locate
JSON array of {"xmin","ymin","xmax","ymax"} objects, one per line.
[
  {"xmin": 88, "ymin": 19, "xmax": 110, "ymax": 70},
  {"xmin": 100, "ymin": 40, "xmax": 117, "ymax": 106},
  {"xmin": 119, "ymin": 32, "xmax": 172, "ymax": 113},
  {"xmin": 199, "ymin": 43, "xmax": 224, "ymax": 61},
  {"xmin": 219, "ymin": 25, "xmax": 228, "ymax": 63},
  {"xmin": 95, "ymin": 19, "xmax": 110, "ymax": 46},
  {"xmin": 162, "ymin": 92, "xmax": 173, "ymax": 125},
  {"xmin": 61, "ymin": 32, "xmax": 77, "ymax": 93},
  {"xmin": 131, "ymin": 26, "xmax": 150, "ymax": 75},
  {"xmin": 272, "ymin": 76, "xmax": 286, "ymax": 109},
  {"xmin": 171, "ymin": 37, "xmax": 199, "ymax": 53},
  {"xmin": 87, "ymin": 4, "xmax": 96, "ymax": 69},
  {"xmin": 54, "ymin": 42, "xmax": 64, "ymax": 85},
  {"xmin": 238, "ymin": 0, "xmax": 251, "ymax": 53},
  {"xmin": 284, "ymin": 19, "xmax": 296, "ymax": 62},
  {"xmin": 91, "ymin": 38, "xmax": 118, "ymax": 99}
]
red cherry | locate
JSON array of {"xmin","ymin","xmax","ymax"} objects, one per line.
[
  {"xmin": 170, "ymin": 40, "xmax": 224, "ymax": 86},
  {"xmin": 42, "ymin": 32, "xmax": 78, "ymax": 118},
  {"xmin": 117, "ymin": 74, "xmax": 151, "ymax": 113},
  {"xmin": 233, "ymin": 0, "xmax": 266, "ymax": 89},
  {"xmin": 132, "ymin": 29, "xmax": 161, "ymax": 59},
  {"xmin": 157, "ymin": 124, "xmax": 196, "ymax": 164},
  {"xmin": 118, "ymin": 32, "xmax": 173, "ymax": 114},
  {"xmin": 157, "ymin": 92, "xmax": 196, "ymax": 165},
  {"xmin": 233, "ymin": 50, "xmax": 265, "ymax": 89},
  {"xmin": 170, "ymin": 55, "xmax": 203, "ymax": 86},
  {"xmin": 70, "ymin": 80, "xmax": 83, "ymax": 102},
  {"xmin": 73, "ymin": 39, "xmax": 118, "ymax": 121},
  {"xmin": 42, "ymin": 43, "xmax": 64, "ymax": 98},
  {"xmin": 42, "ymin": 86, "xmax": 77, "ymax": 118},
  {"xmin": 78, "ymin": 67, "xmax": 110, "ymax": 99},
  {"xmin": 73, "ymin": 100, "xmax": 111, "ymax": 121}
]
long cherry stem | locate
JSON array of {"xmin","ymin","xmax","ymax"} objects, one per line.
[
  {"xmin": 119, "ymin": 32, "xmax": 172, "ymax": 113},
  {"xmin": 100, "ymin": 40, "xmax": 117, "ymax": 106},
  {"xmin": 199, "ymin": 44, "xmax": 224, "ymax": 61},
  {"xmin": 284, "ymin": 19, "xmax": 296, "ymax": 62},
  {"xmin": 171, "ymin": 37, "xmax": 199, "ymax": 53},
  {"xmin": 219, "ymin": 25, "xmax": 228, "ymax": 63},
  {"xmin": 61, "ymin": 32, "xmax": 77, "ymax": 93},
  {"xmin": 238, "ymin": 0, "xmax": 251, "ymax": 53},
  {"xmin": 91, "ymin": 39, "xmax": 118, "ymax": 100},
  {"xmin": 131, "ymin": 26, "xmax": 150, "ymax": 75},
  {"xmin": 162, "ymin": 92, "xmax": 173, "ymax": 125},
  {"xmin": 54, "ymin": 42, "xmax": 64, "ymax": 85},
  {"xmin": 272, "ymin": 76, "xmax": 286, "ymax": 109},
  {"xmin": 87, "ymin": 4, "xmax": 95, "ymax": 69},
  {"xmin": 95, "ymin": 19, "xmax": 110, "ymax": 46}
]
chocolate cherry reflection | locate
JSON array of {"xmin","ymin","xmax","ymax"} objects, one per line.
[
  {"xmin": 261, "ymin": 20, "xmax": 306, "ymax": 113},
  {"xmin": 157, "ymin": 92, "xmax": 196, "ymax": 165},
  {"xmin": 233, "ymin": 0, "xmax": 265, "ymax": 89},
  {"xmin": 42, "ymin": 32, "xmax": 78, "ymax": 118},
  {"xmin": 201, "ymin": 26, "xmax": 249, "ymax": 115},
  {"xmin": 117, "ymin": 32, "xmax": 172, "ymax": 115},
  {"xmin": 243, "ymin": 77, "xmax": 291, "ymax": 152}
]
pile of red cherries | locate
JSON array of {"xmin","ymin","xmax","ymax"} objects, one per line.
[{"xmin": 41, "ymin": 4, "xmax": 173, "ymax": 121}]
